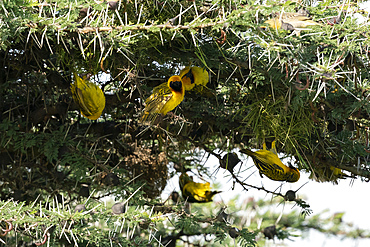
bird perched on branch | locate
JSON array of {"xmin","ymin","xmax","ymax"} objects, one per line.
[
  {"xmin": 240, "ymin": 141, "xmax": 300, "ymax": 182},
  {"xmin": 179, "ymin": 173, "xmax": 221, "ymax": 203},
  {"xmin": 71, "ymin": 73, "xmax": 105, "ymax": 120},
  {"xmin": 263, "ymin": 12, "xmax": 321, "ymax": 31},
  {"xmin": 179, "ymin": 66, "xmax": 209, "ymax": 91},
  {"xmin": 140, "ymin": 75, "xmax": 185, "ymax": 123}
]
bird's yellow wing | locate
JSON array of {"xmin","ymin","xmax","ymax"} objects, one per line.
[
  {"xmin": 263, "ymin": 12, "xmax": 320, "ymax": 30},
  {"xmin": 241, "ymin": 142, "xmax": 300, "ymax": 182},
  {"xmin": 71, "ymin": 73, "xmax": 105, "ymax": 120},
  {"xmin": 182, "ymin": 181, "xmax": 220, "ymax": 203},
  {"xmin": 251, "ymin": 155, "xmax": 287, "ymax": 181},
  {"xmin": 141, "ymin": 92, "xmax": 172, "ymax": 123},
  {"xmin": 152, "ymin": 81, "xmax": 172, "ymax": 95},
  {"xmin": 285, "ymin": 16, "xmax": 320, "ymax": 28},
  {"xmin": 264, "ymin": 18, "xmax": 283, "ymax": 29},
  {"xmin": 179, "ymin": 172, "xmax": 221, "ymax": 203},
  {"xmin": 330, "ymin": 166, "xmax": 345, "ymax": 176},
  {"xmin": 140, "ymin": 75, "xmax": 185, "ymax": 124},
  {"xmin": 243, "ymin": 149, "xmax": 287, "ymax": 180},
  {"xmin": 183, "ymin": 182, "xmax": 209, "ymax": 202}
]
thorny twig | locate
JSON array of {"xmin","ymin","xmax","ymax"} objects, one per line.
[
  {"xmin": 295, "ymin": 74, "xmax": 310, "ymax": 91},
  {"xmin": 216, "ymin": 29, "xmax": 227, "ymax": 45},
  {"xmin": 0, "ymin": 220, "xmax": 13, "ymax": 237},
  {"xmin": 184, "ymin": 136, "xmax": 289, "ymax": 199},
  {"xmin": 35, "ymin": 234, "xmax": 48, "ymax": 246},
  {"xmin": 27, "ymin": 21, "xmax": 227, "ymax": 34}
]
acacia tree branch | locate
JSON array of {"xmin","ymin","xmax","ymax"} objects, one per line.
[{"xmin": 27, "ymin": 21, "xmax": 227, "ymax": 34}]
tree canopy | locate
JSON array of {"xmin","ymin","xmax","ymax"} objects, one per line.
[{"xmin": 1, "ymin": 0, "xmax": 369, "ymax": 246}]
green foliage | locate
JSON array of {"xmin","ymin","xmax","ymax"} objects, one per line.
[{"xmin": 0, "ymin": 0, "xmax": 369, "ymax": 246}]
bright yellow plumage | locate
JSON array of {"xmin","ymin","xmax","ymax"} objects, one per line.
[
  {"xmin": 179, "ymin": 66, "xmax": 209, "ymax": 91},
  {"xmin": 179, "ymin": 173, "xmax": 221, "ymax": 203},
  {"xmin": 71, "ymin": 73, "xmax": 105, "ymax": 120},
  {"xmin": 140, "ymin": 75, "xmax": 185, "ymax": 123},
  {"xmin": 263, "ymin": 12, "xmax": 320, "ymax": 30},
  {"xmin": 240, "ymin": 141, "xmax": 300, "ymax": 183}
]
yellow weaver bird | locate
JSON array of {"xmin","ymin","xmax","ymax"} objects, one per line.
[
  {"xmin": 140, "ymin": 75, "xmax": 185, "ymax": 123},
  {"xmin": 71, "ymin": 73, "xmax": 105, "ymax": 120},
  {"xmin": 179, "ymin": 173, "xmax": 221, "ymax": 203},
  {"xmin": 148, "ymin": 66, "xmax": 209, "ymax": 96},
  {"xmin": 240, "ymin": 141, "xmax": 300, "ymax": 183},
  {"xmin": 179, "ymin": 66, "xmax": 209, "ymax": 91},
  {"xmin": 330, "ymin": 166, "xmax": 345, "ymax": 176},
  {"xmin": 309, "ymin": 165, "xmax": 352, "ymax": 184},
  {"xmin": 263, "ymin": 12, "xmax": 320, "ymax": 30}
]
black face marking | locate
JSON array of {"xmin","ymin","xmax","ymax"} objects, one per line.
[
  {"xmin": 170, "ymin": 80, "xmax": 183, "ymax": 92},
  {"xmin": 182, "ymin": 68, "xmax": 195, "ymax": 84}
]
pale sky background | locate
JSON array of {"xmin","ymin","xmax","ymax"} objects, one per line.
[{"xmin": 162, "ymin": 151, "xmax": 370, "ymax": 247}]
